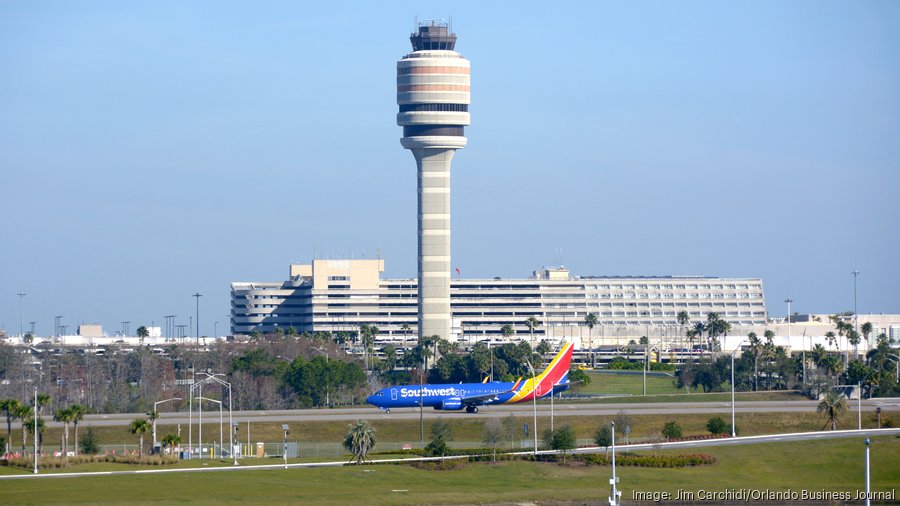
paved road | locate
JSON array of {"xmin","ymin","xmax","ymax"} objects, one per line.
[{"xmin": 67, "ymin": 397, "xmax": 900, "ymax": 427}]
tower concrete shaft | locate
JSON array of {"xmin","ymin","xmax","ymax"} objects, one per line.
[{"xmin": 397, "ymin": 21, "xmax": 470, "ymax": 341}]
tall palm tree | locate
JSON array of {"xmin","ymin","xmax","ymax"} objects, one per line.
[
  {"xmin": 136, "ymin": 326, "xmax": 149, "ymax": 346},
  {"xmin": 525, "ymin": 316, "xmax": 541, "ymax": 348},
  {"xmin": 0, "ymin": 399, "xmax": 20, "ymax": 454},
  {"xmin": 824, "ymin": 331, "xmax": 837, "ymax": 351},
  {"xmin": 584, "ymin": 313, "xmax": 598, "ymax": 367},
  {"xmin": 16, "ymin": 404, "xmax": 32, "ymax": 452},
  {"xmin": 129, "ymin": 418, "xmax": 151, "ymax": 461},
  {"xmin": 147, "ymin": 409, "xmax": 160, "ymax": 449},
  {"xmin": 817, "ymin": 390, "xmax": 847, "ymax": 431},
  {"xmin": 690, "ymin": 322, "xmax": 706, "ymax": 355},
  {"xmin": 676, "ymin": 310, "xmax": 690, "ymax": 347},
  {"xmin": 860, "ymin": 322, "xmax": 873, "ymax": 349},
  {"xmin": 500, "ymin": 324, "xmax": 514, "ymax": 342},
  {"xmin": 747, "ymin": 332, "xmax": 761, "ymax": 391},
  {"xmin": 53, "ymin": 407, "xmax": 74, "ymax": 461},
  {"xmin": 69, "ymin": 404, "xmax": 86, "ymax": 456},
  {"xmin": 343, "ymin": 420, "xmax": 376, "ymax": 464}
]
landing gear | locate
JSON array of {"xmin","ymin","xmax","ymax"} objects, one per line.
[{"xmin": 465, "ymin": 405, "xmax": 479, "ymax": 414}]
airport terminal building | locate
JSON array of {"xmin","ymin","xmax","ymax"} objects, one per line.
[{"xmin": 230, "ymin": 259, "xmax": 768, "ymax": 347}]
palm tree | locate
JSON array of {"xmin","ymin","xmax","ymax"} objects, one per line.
[
  {"xmin": 69, "ymin": 404, "xmax": 86, "ymax": 456},
  {"xmin": 161, "ymin": 433, "xmax": 181, "ymax": 458},
  {"xmin": 525, "ymin": 316, "xmax": 541, "ymax": 348},
  {"xmin": 343, "ymin": 420, "xmax": 376, "ymax": 464},
  {"xmin": 25, "ymin": 414, "xmax": 45, "ymax": 455},
  {"xmin": 0, "ymin": 399, "xmax": 20, "ymax": 454},
  {"xmin": 136, "ymin": 326, "xmax": 149, "ymax": 346},
  {"xmin": 747, "ymin": 332, "xmax": 761, "ymax": 391},
  {"xmin": 16, "ymin": 404, "xmax": 32, "ymax": 452},
  {"xmin": 824, "ymin": 331, "xmax": 837, "ymax": 351},
  {"xmin": 817, "ymin": 390, "xmax": 848, "ymax": 431},
  {"xmin": 54, "ymin": 407, "xmax": 74, "ymax": 461},
  {"xmin": 129, "ymin": 418, "xmax": 151, "ymax": 461},
  {"xmin": 676, "ymin": 310, "xmax": 690, "ymax": 347},
  {"xmin": 147, "ymin": 409, "xmax": 160, "ymax": 449},
  {"xmin": 690, "ymin": 322, "xmax": 706, "ymax": 355},
  {"xmin": 860, "ymin": 322, "xmax": 873, "ymax": 349},
  {"xmin": 500, "ymin": 324, "xmax": 514, "ymax": 342},
  {"xmin": 584, "ymin": 313, "xmax": 598, "ymax": 367}
]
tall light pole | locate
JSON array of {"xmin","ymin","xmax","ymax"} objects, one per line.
[
  {"xmin": 153, "ymin": 397, "xmax": 182, "ymax": 446},
  {"xmin": 864, "ymin": 437, "xmax": 871, "ymax": 506},
  {"xmin": 609, "ymin": 420, "xmax": 620, "ymax": 506},
  {"xmin": 785, "ymin": 297, "xmax": 795, "ymax": 384},
  {"xmin": 281, "ymin": 424, "xmax": 290, "ymax": 469},
  {"xmin": 525, "ymin": 358, "xmax": 538, "ymax": 455},
  {"xmin": 193, "ymin": 293, "xmax": 202, "ymax": 343},
  {"xmin": 33, "ymin": 385, "xmax": 38, "ymax": 474},
  {"xmin": 851, "ymin": 270, "xmax": 860, "ymax": 335},
  {"xmin": 17, "ymin": 292, "xmax": 26, "ymax": 338},
  {"xmin": 731, "ymin": 340, "xmax": 748, "ymax": 438}
]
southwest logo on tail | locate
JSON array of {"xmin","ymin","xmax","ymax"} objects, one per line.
[{"xmin": 367, "ymin": 341, "xmax": 574, "ymax": 413}]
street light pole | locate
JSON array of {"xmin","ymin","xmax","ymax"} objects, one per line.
[
  {"xmin": 731, "ymin": 340, "xmax": 748, "ymax": 438},
  {"xmin": 17, "ymin": 292, "xmax": 26, "ymax": 338},
  {"xmin": 153, "ymin": 397, "xmax": 182, "ymax": 446},
  {"xmin": 281, "ymin": 425, "xmax": 290, "ymax": 469},
  {"xmin": 865, "ymin": 437, "xmax": 871, "ymax": 506},
  {"xmin": 33, "ymin": 386, "xmax": 38, "ymax": 474},
  {"xmin": 525, "ymin": 358, "xmax": 538, "ymax": 455},
  {"xmin": 851, "ymin": 270, "xmax": 860, "ymax": 335},
  {"xmin": 609, "ymin": 421, "xmax": 620, "ymax": 506},
  {"xmin": 193, "ymin": 293, "xmax": 203, "ymax": 343}
]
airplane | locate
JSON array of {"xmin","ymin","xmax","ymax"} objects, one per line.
[{"xmin": 367, "ymin": 341, "xmax": 574, "ymax": 413}]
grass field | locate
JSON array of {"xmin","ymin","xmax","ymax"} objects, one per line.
[
  {"xmin": 576, "ymin": 370, "xmax": 685, "ymax": 396},
  {"xmin": 6, "ymin": 399, "xmax": 893, "ymax": 456},
  {"xmin": 1, "ymin": 436, "xmax": 898, "ymax": 505}
]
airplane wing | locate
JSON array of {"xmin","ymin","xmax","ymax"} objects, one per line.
[{"xmin": 459, "ymin": 388, "xmax": 514, "ymax": 406}]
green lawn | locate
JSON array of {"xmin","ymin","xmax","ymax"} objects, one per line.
[
  {"xmin": 576, "ymin": 370, "xmax": 685, "ymax": 396},
  {"xmin": 1, "ymin": 436, "xmax": 897, "ymax": 505}
]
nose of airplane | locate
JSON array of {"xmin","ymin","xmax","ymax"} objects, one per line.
[{"xmin": 366, "ymin": 394, "xmax": 377, "ymax": 405}]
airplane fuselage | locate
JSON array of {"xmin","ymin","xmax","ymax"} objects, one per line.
[{"xmin": 367, "ymin": 342, "xmax": 574, "ymax": 413}]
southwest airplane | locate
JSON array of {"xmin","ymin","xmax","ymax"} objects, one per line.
[{"xmin": 367, "ymin": 341, "xmax": 574, "ymax": 413}]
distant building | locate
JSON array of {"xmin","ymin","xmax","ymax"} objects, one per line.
[
  {"xmin": 77, "ymin": 324, "xmax": 104, "ymax": 338},
  {"xmin": 230, "ymin": 259, "xmax": 768, "ymax": 348}
]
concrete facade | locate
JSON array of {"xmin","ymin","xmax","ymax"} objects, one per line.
[
  {"xmin": 397, "ymin": 21, "xmax": 470, "ymax": 342},
  {"xmin": 230, "ymin": 260, "xmax": 775, "ymax": 351}
]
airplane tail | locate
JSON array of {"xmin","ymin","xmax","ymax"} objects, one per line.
[{"xmin": 509, "ymin": 341, "xmax": 574, "ymax": 403}]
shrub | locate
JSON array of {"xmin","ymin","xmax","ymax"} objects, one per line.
[
  {"xmin": 594, "ymin": 425, "xmax": 612, "ymax": 447},
  {"xmin": 706, "ymin": 417, "xmax": 729, "ymax": 435},
  {"xmin": 80, "ymin": 427, "xmax": 101, "ymax": 455},
  {"xmin": 661, "ymin": 421, "xmax": 683, "ymax": 440},
  {"xmin": 424, "ymin": 436, "xmax": 449, "ymax": 458}
]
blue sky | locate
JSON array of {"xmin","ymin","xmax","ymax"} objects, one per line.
[{"xmin": 2, "ymin": 1, "xmax": 898, "ymax": 336}]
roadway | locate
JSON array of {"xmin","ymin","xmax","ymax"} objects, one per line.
[{"xmin": 63, "ymin": 397, "xmax": 900, "ymax": 427}]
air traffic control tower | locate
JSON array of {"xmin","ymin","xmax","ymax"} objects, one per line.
[{"xmin": 397, "ymin": 21, "xmax": 470, "ymax": 341}]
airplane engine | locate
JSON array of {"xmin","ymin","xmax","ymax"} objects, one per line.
[{"xmin": 435, "ymin": 398, "xmax": 463, "ymax": 410}]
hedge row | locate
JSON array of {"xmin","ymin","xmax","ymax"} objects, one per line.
[
  {"xmin": 2, "ymin": 454, "xmax": 180, "ymax": 470},
  {"xmin": 573, "ymin": 453, "xmax": 718, "ymax": 468}
]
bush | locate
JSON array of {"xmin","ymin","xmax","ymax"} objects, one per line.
[
  {"xmin": 573, "ymin": 453, "xmax": 717, "ymax": 468},
  {"xmin": 661, "ymin": 421, "xmax": 683, "ymax": 440},
  {"xmin": 80, "ymin": 427, "xmax": 101, "ymax": 455},
  {"xmin": 594, "ymin": 425, "xmax": 612, "ymax": 447},
  {"xmin": 424, "ymin": 436, "xmax": 449, "ymax": 457},
  {"xmin": 706, "ymin": 417, "xmax": 729, "ymax": 435}
]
